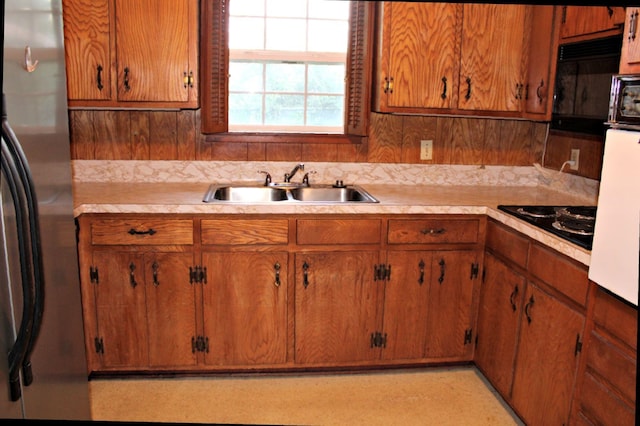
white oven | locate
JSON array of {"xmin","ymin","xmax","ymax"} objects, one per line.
[{"xmin": 589, "ymin": 128, "xmax": 640, "ymax": 305}]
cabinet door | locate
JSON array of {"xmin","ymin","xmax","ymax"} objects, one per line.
[
  {"xmin": 145, "ymin": 252, "xmax": 197, "ymax": 368},
  {"xmin": 511, "ymin": 284, "xmax": 585, "ymax": 425},
  {"xmin": 62, "ymin": 0, "xmax": 112, "ymax": 101},
  {"xmin": 93, "ymin": 251, "xmax": 148, "ymax": 368},
  {"xmin": 459, "ymin": 4, "xmax": 527, "ymax": 112},
  {"xmin": 294, "ymin": 251, "xmax": 382, "ymax": 364},
  {"xmin": 115, "ymin": 0, "xmax": 194, "ymax": 102},
  {"xmin": 202, "ymin": 251, "xmax": 288, "ymax": 366},
  {"xmin": 381, "ymin": 251, "xmax": 432, "ymax": 360},
  {"xmin": 475, "ymin": 252, "xmax": 525, "ymax": 398},
  {"xmin": 425, "ymin": 251, "xmax": 478, "ymax": 358},
  {"xmin": 560, "ymin": 6, "xmax": 625, "ymax": 39},
  {"xmin": 380, "ymin": 2, "xmax": 459, "ymax": 110},
  {"xmin": 524, "ymin": 6, "xmax": 557, "ymax": 118},
  {"xmin": 619, "ymin": 7, "xmax": 640, "ymax": 74}
]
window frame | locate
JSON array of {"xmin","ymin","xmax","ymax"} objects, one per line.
[{"xmin": 200, "ymin": 0, "xmax": 374, "ymax": 144}]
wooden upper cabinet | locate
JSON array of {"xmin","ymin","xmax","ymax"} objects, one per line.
[
  {"xmin": 374, "ymin": 2, "xmax": 552, "ymax": 118},
  {"xmin": 62, "ymin": 0, "xmax": 112, "ymax": 101},
  {"xmin": 619, "ymin": 7, "xmax": 640, "ymax": 74},
  {"xmin": 376, "ymin": 2, "xmax": 461, "ymax": 111},
  {"xmin": 524, "ymin": 6, "xmax": 559, "ymax": 119},
  {"xmin": 458, "ymin": 4, "xmax": 527, "ymax": 113},
  {"xmin": 62, "ymin": 0, "xmax": 199, "ymax": 108},
  {"xmin": 560, "ymin": 6, "xmax": 625, "ymax": 40}
]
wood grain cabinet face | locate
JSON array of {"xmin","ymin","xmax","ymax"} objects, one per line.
[
  {"xmin": 376, "ymin": 2, "xmax": 460, "ymax": 111},
  {"xmin": 62, "ymin": 0, "xmax": 198, "ymax": 108},
  {"xmin": 619, "ymin": 7, "xmax": 640, "ymax": 74},
  {"xmin": 475, "ymin": 252, "xmax": 525, "ymax": 398},
  {"xmin": 479, "ymin": 219, "xmax": 588, "ymax": 425},
  {"xmin": 295, "ymin": 216, "xmax": 481, "ymax": 366},
  {"xmin": 368, "ymin": 250, "xmax": 479, "ymax": 362},
  {"xmin": 572, "ymin": 288, "xmax": 638, "ymax": 425},
  {"xmin": 83, "ymin": 216, "xmax": 198, "ymax": 372},
  {"xmin": 200, "ymin": 219, "xmax": 290, "ymax": 366},
  {"xmin": 78, "ymin": 214, "xmax": 483, "ymax": 373},
  {"xmin": 458, "ymin": 4, "xmax": 528, "ymax": 113},
  {"xmin": 510, "ymin": 283, "xmax": 585, "ymax": 425},
  {"xmin": 375, "ymin": 2, "xmax": 551, "ymax": 117},
  {"xmin": 560, "ymin": 6, "xmax": 625, "ymax": 40},
  {"xmin": 62, "ymin": 0, "xmax": 112, "ymax": 101},
  {"xmin": 202, "ymin": 251, "xmax": 288, "ymax": 366}
]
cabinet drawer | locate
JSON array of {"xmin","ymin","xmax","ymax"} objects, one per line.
[
  {"xmin": 593, "ymin": 287, "xmax": 638, "ymax": 351},
  {"xmin": 387, "ymin": 219, "xmax": 479, "ymax": 244},
  {"xmin": 297, "ymin": 219, "xmax": 381, "ymax": 245},
  {"xmin": 578, "ymin": 372, "xmax": 636, "ymax": 426},
  {"xmin": 91, "ymin": 218, "xmax": 193, "ymax": 245},
  {"xmin": 201, "ymin": 219, "xmax": 288, "ymax": 245},
  {"xmin": 586, "ymin": 332, "xmax": 636, "ymax": 404},
  {"xmin": 528, "ymin": 244, "xmax": 589, "ymax": 307},
  {"xmin": 486, "ymin": 219, "xmax": 529, "ymax": 268}
]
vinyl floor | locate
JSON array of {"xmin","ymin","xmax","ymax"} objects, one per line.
[{"xmin": 89, "ymin": 366, "xmax": 525, "ymax": 425}]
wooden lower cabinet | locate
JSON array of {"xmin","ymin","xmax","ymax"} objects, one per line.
[
  {"xmin": 477, "ymin": 219, "xmax": 637, "ymax": 426},
  {"xmin": 79, "ymin": 215, "xmax": 198, "ymax": 372},
  {"xmin": 571, "ymin": 286, "xmax": 638, "ymax": 425},
  {"xmin": 78, "ymin": 213, "xmax": 484, "ymax": 374},
  {"xmin": 90, "ymin": 250, "xmax": 198, "ymax": 369},
  {"xmin": 510, "ymin": 282, "xmax": 585, "ymax": 425},
  {"xmin": 294, "ymin": 251, "xmax": 383, "ymax": 365},
  {"xmin": 475, "ymin": 252, "xmax": 525, "ymax": 397},
  {"xmin": 202, "ymin": 251, "xmax": 288, "ymax": 366}
]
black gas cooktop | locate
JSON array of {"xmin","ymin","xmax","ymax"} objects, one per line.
[{"xmin": 497, "ymin": 205, "xmax": 597, "ymax": 250}]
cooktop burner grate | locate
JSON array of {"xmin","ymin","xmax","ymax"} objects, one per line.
[{"xmin": 497, "ymin": 205, "xmax": 596, "ymax": 250}]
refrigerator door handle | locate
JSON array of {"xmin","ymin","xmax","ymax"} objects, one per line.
[
  {"xmin": 2, "ymin": 103, "xmax": 45, "ymax": 396},
  {"xmin": 0, "ymin": 139, "xmax": 36, "ymax": 401}
]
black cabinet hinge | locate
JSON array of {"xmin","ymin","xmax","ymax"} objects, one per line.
[
  {"xmin": 464, "ymin": 329, "xmax": 473, "ymax": 345},
  {"xmin": 90, "ymin": 266, "xmax": 99, "ymax": 284},
  {"xmin": 192, "ymin": 336, "xmax": 209, "ymax": 353},
  {"xmin": 574, "ymin": 334, "xmax": 582, "ymax": 356},
  {"xmin": 189, "ymin": 266, "xmax": 207, "ymax": 284},
  {"xmin": 470, "ymin": 263, "xmax": 479, "ymax": 279},
  {"xmin": 370, "ymin": 331, "xmax": 387, "ymax": 348},
  {"xmin": 94, "ymin": 337, "xmax": 104, "ymax": 354},
  {"xmin": 374, "ymin": 264, "xmax": 391, "ymax": 281}
]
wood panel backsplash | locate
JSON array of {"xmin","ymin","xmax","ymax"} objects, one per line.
[{"xmin": 68, "ymin": 109, "xmax": 601, "ymax": 179}]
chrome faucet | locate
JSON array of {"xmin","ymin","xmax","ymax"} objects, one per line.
[{"xmin": 284, "ymin": 163, "xmax": 304, "ymax": 183}]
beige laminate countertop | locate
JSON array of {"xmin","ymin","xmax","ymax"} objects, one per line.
[{"xmin": 73, "ymin": 181, "xmax": 595, "ymax": 266}]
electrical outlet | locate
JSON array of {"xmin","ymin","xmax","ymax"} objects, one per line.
[
  {"xmin": 570, "ymin": 149, "xmax": 580, "ymax": 170},
  {"xmin": 420, "ymin": 140, "xmax": 433, "ymax": 160}
]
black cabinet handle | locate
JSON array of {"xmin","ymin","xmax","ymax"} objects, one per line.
[
  {"xmin": 128, "ymin": 228, "xmax": 156, "ymax": 236},
  {"xmin": 524, "ymin": 295, "xmax": 535, "ymax": 324},
  {"xmin": 274, "ymin": 262, "xmax": 281, "ymax": 287},
  {"xmin": 438, "ymin": 258, "xmax": 446, "ymax": 284},
  {"xmin": 465, "ymin": 77, "xmax": 472, "ymax": 100},
  {"xmin": 302, "ymin": 262, "xmax": 309, "ymax": 288},
  {"xmin": 123, "ymin": 67, "xmax": 131, "ymax": 91},
  {"xmin": 129, "ymin": 262, "xmax": 138, "ymax": 288},
  {"xmin": 441, "ymin": 76, "xmax": 447, "ymax": 99},
  {"xmin": 418, "ymin": 260, "xmax": 425, "ymax": 285},
  {"xmin": 96, "ymin": 65, "xmax": 104, "ymax": 91},
  {"xmin": 509, "ymin": 285, "xmax": 519, "ymax": 312},
  {"xmin": 152, "ymin": 261, "xmax": 159, "ymax": 287}
]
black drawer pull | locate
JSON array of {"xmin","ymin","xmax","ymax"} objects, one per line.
[{"xmin": 128, "ymin": 228, "xmax": 156, "ymax": 236}]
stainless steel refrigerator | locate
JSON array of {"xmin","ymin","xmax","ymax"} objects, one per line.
[{"xmin": 1, "ymin": 0, "xmax": 91, "ymax": 420}]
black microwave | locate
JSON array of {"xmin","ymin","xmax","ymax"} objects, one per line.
[{"xmin": 551, "ymin": 35, "xmax": 623, "ymax": 136}]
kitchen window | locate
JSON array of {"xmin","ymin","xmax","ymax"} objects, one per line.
[
  {"xmin": 201, "ymin": 0, "xmax": 374, "ymax": 142},
  {"xmin": 228, "ymin": 0, "xmax": 349, "ymax": 133}
]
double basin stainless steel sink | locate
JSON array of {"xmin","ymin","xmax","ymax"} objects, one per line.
[{"xmin": 203, "ymin": 183, "xmax": 379, "ymax": 204}]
